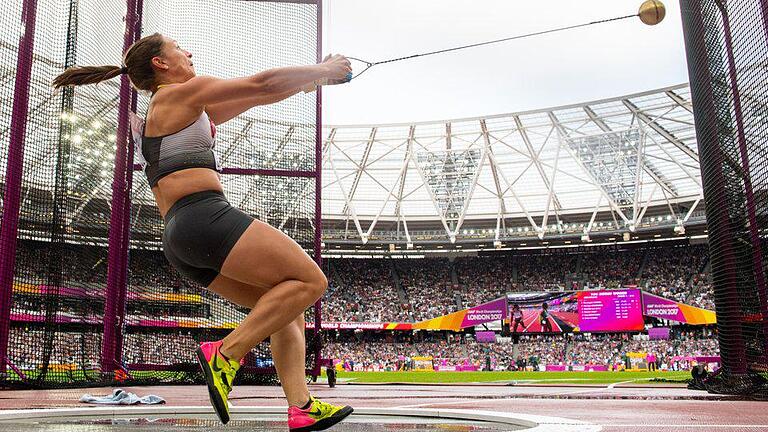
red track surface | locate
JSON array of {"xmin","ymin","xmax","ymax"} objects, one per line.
[{"xmin": 0, "ymin": 383, "xmax": 766, "ymax": 431}]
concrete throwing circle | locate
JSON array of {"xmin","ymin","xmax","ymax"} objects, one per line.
[{"xmin": 0, "ymin": 406, "xmax": 600, "ymax": 431}]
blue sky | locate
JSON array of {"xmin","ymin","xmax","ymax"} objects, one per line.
[{"xmin": 321, "ymin": 0, "xmax": 689, "ymax": 125}]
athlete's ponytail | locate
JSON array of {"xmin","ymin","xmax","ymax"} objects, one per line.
[
  {"xmin": 53, "ymin": 65, "xmax": 124, "ymax": 89},
  {"xmin": 52, "ymin": 32, "xmax": 165, "ymax": 91}
]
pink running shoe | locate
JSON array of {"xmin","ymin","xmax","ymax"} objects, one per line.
[
  {"xmin": 288, "ymin": 396, "xmax": 353, "ymax": 431},
  {"xmin": 196, "ymin": 340, "xmax": 240, "ymax": 424}
]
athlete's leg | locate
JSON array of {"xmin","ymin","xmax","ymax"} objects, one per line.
[
  {"xmin": 209, "ymin": 244, "xmax": 351, "ymax": 430},
  {"xmin": 207, "ymin": 274, "xmax": 267, "ymax": 308},
  {"xmin": 207, "ymin": 274, "xmax": 312, "ymax": 407},
  {"xmin": 270, "ymin": 314, "xmax": 310, "ymax": 407},
  {"xmin": 216, "ymin": 219, "xmax": 326, "ymax": 365}
]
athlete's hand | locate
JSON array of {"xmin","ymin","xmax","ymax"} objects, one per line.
[
  {"xmin": 303, "ymin": 54, "xmax": 352, "ymax": 93},
  {"xmin": 320, "ymin": 54, "xmax": 352, "ymax": 84}
]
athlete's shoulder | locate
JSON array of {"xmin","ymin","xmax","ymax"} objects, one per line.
[{"xmin": 157, "ymin": 77, "xmax": 217, "ymax": 101}]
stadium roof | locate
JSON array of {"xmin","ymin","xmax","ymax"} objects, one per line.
[{"xmin": 322, "ymin": 83, "xmax": 703, "ymax": 247}]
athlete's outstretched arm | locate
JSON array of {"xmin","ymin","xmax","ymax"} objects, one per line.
[
  {"xmin": 205, "ymin": 88, "xmax": 301, "ymax": 125},
  {"xmin": 176, "ymin": 55, "xmax": 350, "ymax": 110}
]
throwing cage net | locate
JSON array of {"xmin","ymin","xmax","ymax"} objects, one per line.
[
  {"xmin": 0, "ymin": 0, "xmax": 322, "ymax": 388},
  {"xmin": 680, "ymin": 0, "xmax": 768, "ymax": 396}
]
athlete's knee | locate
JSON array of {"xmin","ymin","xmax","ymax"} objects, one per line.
[
  {"xmin": 294, "ymin": 313, "xmax": 306, "ymax": 329},
  {"xmin": 305, "ymin": 269, "xmax": 327, "ymax": 300}
]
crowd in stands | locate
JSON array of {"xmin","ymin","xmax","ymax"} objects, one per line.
[
  {"xmin": 324, "ymin": 259, "xmax": 409, "ymax": 322},
  {"xmin": 7, "ymin": 325, "xmax": 718, "ymax": 373},
  {"xmin": 566, "ymin": 333, "xmax": 626, "ymax": 367},
  {"xmin": 496, "ymin": 335, "xmax": 567, "ymax": 369},
  {"xmin": 13, "ymin": 241, "xmax": 106, "ymax": 285},
  {"xmin": 322, "ymin": 244, "xmax": 715, "ymax": 321},
  {"xmin": 454, "ymin": 256, "xmax": 513, "ymax": 306},
  {"xmin": 129, "ymin": 250, "xmax": 198, "ymax": 295},
  {"xmin": 2, "ymin": 238, "xmax": 725, "ymax": 379},
  {"xmin": 394, "ymin": 259, "xmax": 456, "ymax": 321},
  {"xmin": 12, "ymin": 239, "xmax": 718, "ymax": 323},
  {"xmin": 324, "ymin": 329, "xmax": 719, "ymax": 371},
  {"xmin": 581, "ymin": 248, "xmax": 645, "ymax": 288},
  {"xmin": 641, "ymin": 245, "xmax": 708, "ymax": 302},
  {"xmin": 514, "ymin": 254, "xmax": 580, "ymax": 291},
  {"xmin": 7, "ymin": 328, "xmax": 202, "ymax": 371},
  {"xmin": 8, "ymin": 328, "xmax": 102, "ymax": 371},
  {"xmin": 325, "ymin": 339, "xmax": 471, "ymax": 371},
  {"xmin": 123, "ymin": 332, "xmax": 199, "ymax": 364},
  {"xmin": 688, "ymin": 270, "xmax": 715, "ymax": 310},
  {"xmin": 689, "ymin": 288, "xmax": 715, "ymax": 310}
]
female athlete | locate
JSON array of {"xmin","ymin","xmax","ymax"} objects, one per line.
[{"xmin": 54, "ymin": 32, "xmax": 353, "ymax": 431}]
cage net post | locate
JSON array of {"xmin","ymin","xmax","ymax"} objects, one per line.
[
  {"xmin": 680, "ymin": 0, "xmax": 768, "ymax": 395},
  {"xmin": 0, "ymin": 0, "xmax": 40, "ymax": 382},
  {"xmin": 100, "ymin": 0, "xmax": 140, "ymax": 383},
  {"xmin": 313, "ymin": 0, "xmax": 324, "ymax": 378}
]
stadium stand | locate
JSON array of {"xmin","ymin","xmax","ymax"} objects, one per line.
[{"xmin": 12, "ymin": 240, "xmax": 715, "ymax": 324}]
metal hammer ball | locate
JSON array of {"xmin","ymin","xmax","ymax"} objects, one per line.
[{"xmin": 639, "ymin": 0, "xmax": 666, "ymax": 25}]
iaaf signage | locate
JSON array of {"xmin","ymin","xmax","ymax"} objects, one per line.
[
  {"xmin": 460, "ymin": 297, "xmax": 509, "ymax": 328},
  {"xmin": 646, "ymin": 305, "xmax": 681, "ymax": 316}
]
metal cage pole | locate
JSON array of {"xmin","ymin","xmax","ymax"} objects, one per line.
[
  {"xmin": 0, "ymin": 0, "xmax": 40, "ymax": 375},
  {"xmin": 312, "ymin": 0, "xmax": 324, "ymax": 377},
  {"xmin": 101, "ymin": 0, "xmax": 140, "ymax": 376},
  {"xmin": 113, "ymin": 0, "xmax": 144, "ymax": 378},
  {"xmin": 712, "ymin": 0, "xmax": 768, "ymax": 359},
  {"xmin": 762, "ymin": 1, "xmax": 768, "ymax": 39}
]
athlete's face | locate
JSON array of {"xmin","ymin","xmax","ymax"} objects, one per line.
[{"xmin": 153, "ymin": 37, "xmax": 195, "ymax": 81}]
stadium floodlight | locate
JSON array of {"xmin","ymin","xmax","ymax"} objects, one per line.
[{"xmin": 674, "ymin": 222, "xmax": 686, "ymax": 235}]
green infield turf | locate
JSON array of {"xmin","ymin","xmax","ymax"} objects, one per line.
[{"xmin": 329, "ymin": 370, "xmax": 691, "ymax": 385}]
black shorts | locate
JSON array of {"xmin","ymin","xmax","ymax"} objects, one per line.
[{"xmin": 162, "ymin": 190, "xmax": 253, "ymax": 287}]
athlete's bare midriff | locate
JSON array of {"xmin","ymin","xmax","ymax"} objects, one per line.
[
  {"xmin": 151, "ymin": 168, "xmax": 223, "ymax": 219},
  {"xmin": 144, "ymin": 89, "xmax": 224, "ymax": 219}
]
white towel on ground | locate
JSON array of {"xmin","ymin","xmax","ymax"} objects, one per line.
[{"xmin": 79, "ymin": 388, "xmax": 166, "ymax": 405}]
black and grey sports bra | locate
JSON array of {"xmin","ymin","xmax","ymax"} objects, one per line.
[{"xmin": 130, "ymin": 111, "xmax": 221, "ymax": 187}]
